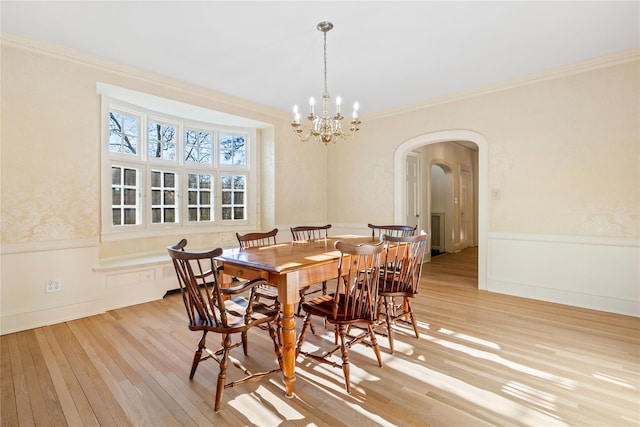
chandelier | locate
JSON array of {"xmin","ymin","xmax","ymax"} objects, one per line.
[{"xmin": 292, "ymin": 21, "xmax": 361, "ymax": 145}]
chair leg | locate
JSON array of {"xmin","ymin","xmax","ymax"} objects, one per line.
[
  {"xmin": 295, "ymin": 313, "xmax": 312, "ymax": 358},
  {"xmin": 384, "ymin": 297, "xmax": 395, "ymax": 354},
  {"xmin": 407, "ymin": 298, "xmax": 419, "ymax": 339},
  {"xmin": 241, "ymin": 331, "xmax": 248, "ymax": 356},
  {"xmin": 368, "ymin": 324, "xmax": 383, "ymax": 368},
  {"xmin": 267, "ymin": 321, "xmax": 284, "ymax": 370},
  {"xmin": 215, "ymin": 333, "xmax": 232, "ymax": 413},
  {"xmin": 338, "ymin": 325, "xmax": 351, "ymax": 393},
  {"xmin": 190, "ymin": 331, "xmax": 207, "ymax": 379}
]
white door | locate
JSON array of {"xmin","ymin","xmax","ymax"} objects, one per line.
[
  {"xmin": 459, "ymin": 168, "xmax": 474, "ymax": 248},
  {"xmin": 406, "ymin": 154, "xmax": 420, "ymax": 230}
]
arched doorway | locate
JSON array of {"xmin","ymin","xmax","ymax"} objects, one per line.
[{"xmin": 394, "ymin": 130, "xmax": 488, "ymax": 290}]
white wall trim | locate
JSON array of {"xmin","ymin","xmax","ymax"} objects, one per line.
[
  {"xmin": 489, "ymin": 232, "xmax": 639, "ymax": 248},
  {"xmin": 0, "ymin": 238, "xmax": 99, "ymax": 255}
]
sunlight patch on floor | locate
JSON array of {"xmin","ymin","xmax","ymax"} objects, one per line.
[
  {"xmin": 384, "ymin": 356, "xmax": 571, "ymax": 427},
  {"xmin": 426, "ymin": 335, "xmax": 577, "ymax": 389},
  {"xmin": 229, "ymin": 385, "xmax": 306, "ymax": 425}
]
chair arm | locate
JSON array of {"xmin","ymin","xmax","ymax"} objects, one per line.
[{"xmin": 220, "ymin": 278, "xmax": 268, "ymax": 295}]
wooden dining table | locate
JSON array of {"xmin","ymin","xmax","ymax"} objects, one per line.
[{"xmin": 216, "ymin": 234, "xmax": 379, "ymax": 397}]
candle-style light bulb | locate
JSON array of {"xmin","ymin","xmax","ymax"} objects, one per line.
[
  {"xmin": 293, "ymin": 105, "xmax": 299, "ymax": 123},
  {"xmin": 353, "ymin": 101, "xmax": 359, "ymax": 119},
  {"xmin": 309, "ymin": 97, "xmax": 315, "ymax": 114},
  {"xmin": 336, "ymin": 96, "xmax": 342, "ymax": 114}
]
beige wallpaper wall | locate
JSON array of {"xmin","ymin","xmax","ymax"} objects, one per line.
[
  {"xmin": 1, "ymin": 35, "xmax": 638, "ymax": 262},
  {"xmin": 328, "ymin": 54, "xmax": 639, "ymax": 238},
  {"xmin": 0, "ymin": 35, "xmax": 323, "ymax": 260}
]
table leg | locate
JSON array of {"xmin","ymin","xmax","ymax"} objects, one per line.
[{"xmin": 280, "ymin": 302, "xmax": 296, "ymax": 397}]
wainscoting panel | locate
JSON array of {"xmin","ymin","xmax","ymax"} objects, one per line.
[
  {"xmin": 488, "ymin": 233, "xmax": 639, "ymax": 316},
  {"xmin": 0, "ymin": 245, "xmax": 102, "ymax": 335}
]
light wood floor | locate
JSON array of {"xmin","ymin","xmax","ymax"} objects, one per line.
[{"xmin": 2, "ymin": 247, "xmax": 639, "ymax": 426}]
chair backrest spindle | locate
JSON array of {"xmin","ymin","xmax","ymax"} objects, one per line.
[
  {"xmin": 368, "ymin": 223, "xmax": 417, "ymax": 240},
  {"xmin": 236, "ymin": 228, "xmax": 278, "ymax": 249},
  {"xmin": 333, "ymin": 241, "xmax": 384, "ymax": 322},
  {"xmin": 290, "ymin": 224, "xmax": 331, "ymax": 242},
  {"xmin": 381, "ymin": 232, "xmax": 428, "ymax": 295}
]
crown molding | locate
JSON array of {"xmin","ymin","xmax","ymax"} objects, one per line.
[
  {"xmin": 366, "ymin": 48, "xmax": 640, "ymax": 121},
  {"xmin": 0, "ymin": 31, "xmax": 287, "ymax": 122}
]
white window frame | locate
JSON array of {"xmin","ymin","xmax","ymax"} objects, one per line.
[{"xmin": 100, "ymin": 96, "xmax": 257, "ymax": 241}]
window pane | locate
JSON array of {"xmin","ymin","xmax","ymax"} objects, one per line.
[
  {"xmin": 222, "ymin": 191, "xmax": 231, "ymax": 204},
  {"xmin": 164, "ymin": 208, "xmax": 175, "ymax": 223},
  {"xmin": 220, "ymin": 133, "xmax": 246, "ymax": 166},
  {"xmin": 234, "ymin": 207, "xmax": 244, "ymax": 220},
  {"xmin": 164, "ymin": 173, "xmax": 175, "ymax": 187},
  {"xmin": 220, "ymin": 150, "xmax": 233, "ymax": 165},
  {"xmin": 148, "ymin": 121, "xmax": 177, "ymax": 160},
  {"xmin": 124, "ymin": 189, "xmax": 136, "ymax": 205},
  {"xmin": 200, "ymin": 208, "xmax": 210, "ymax": 220},
  {"xmin": 112, "ymin": 208, "xmax": 121, "ymax": 225},
  {"xmin": 124, "ymin": 169, "xmax": 137, "ymax": 186},
  {"xmin": 123, "ymin": 116, "xmax": 137, "ymax": 134},
  {"xmin": 163, "ymin": 143, "xmax": 176, "ymax": 160},
  {"xmin": 188, "ymin": 208, "xmax": 197, "ymax": 221},
  {"xmin": 112, "ymin": 188, "xmax": 122, "ymax": 205},
  {"xmin": 221, "ymin": 175, "xmax": 231, "ymax": 189},
  {"xmin": 233, "ymin": 176, "xmax": 245, "ymax": 189},
  {"xmin": 163, "ymin": 190, "xmax": 175, "ymax": 205},
  {"xmin": 185, "ymin": 129, "xmax": 212, "ymax": 164},
  {"xmin": 199, "ymin": 175, "xmax": 211, "ymax": 189},
  {"xmin": 109, "ymin": 133, "xmax": 123, "ymax": 153},
  {"xmin": 188, "ymin": 191, "xmax": 197, "ymax": 204},
  {"xmin": 152, "ymin": 208, "xmax": 161, "ymax": 223},
  {"xmin": 124, "ymin": 208, "xmax": 137, "ymax": 225},
  {"xmin": 109, "ymin": 111, "xmax": 138, "ymax": 155},
  {"xmin": 222, "ymin": 207, "xmax": 232, "ymax": 220},
  {"xmin": 234, "ymin": 151, "xmax": 246, "ymax": 166},
  {"xmin": 233, "ymin": 192, "xmax": 244, "ymax": 204},
  {"xmin": 149, "ymin": 141, "xmax": 162, "ymax": 159},
  {"xmin": 151, "ymin": 171, "xmax": 161, "ymax": 187},
  {"xmin": 152, "ymin": 190, "xmax": 161, "ymax": 205},
  {"xmin": 112, "ymin": 167, "xmax": 121, "ymax": 185},
  {"xmin": 200, "ymin": 192, "xmax": 210, "ymax": 204}
]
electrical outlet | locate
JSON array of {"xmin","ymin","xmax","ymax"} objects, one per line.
[{"xmin": 45, "ymin": 279, "xmax": 62, "ymax": 293}]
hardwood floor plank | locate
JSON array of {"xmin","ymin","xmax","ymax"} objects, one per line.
[
  {"xmin": 50, "ymin": 322, "xmax": 133, "ymax": 426},
  {"xmin": 24, "ymin": 329, "xmax": 67, "ymax": 426},
  {"xmin": 2, "ymin": 247, "xmax": 638, "ymax": 426},
  {"xmin": 37, "ymin": 327, "xmax": 99, "ymax": 426},
  {"xmin": 33, "ymin": 328, "xmax": 82, "ymax": 426},
  {"xmin": 0, "ymin": 335, "xmax": 19, "ymax": 426}
]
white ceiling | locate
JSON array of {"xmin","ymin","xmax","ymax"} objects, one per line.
[{"xmin": 2, "ymin": 1, "xmax": 638, "ymax": 116}]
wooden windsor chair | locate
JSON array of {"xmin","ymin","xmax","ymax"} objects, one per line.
[
  {"xmin": 167, "ymin": 239, "xmax": 283, "ymax": 412},
  {"xmin": 377, "ymin": 232, "xmax": 428, "ymax": 353},
  {"xmin": 290, "ymin": 224, "xmax": 332, "ymax": 317},
  {"xmin": 295, "ymin": 240, "xmax": 385, "ymax": 393}
]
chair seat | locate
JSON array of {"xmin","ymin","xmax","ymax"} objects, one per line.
[
  {"xmin": 301, "ymin": 294, "xmax": 376, "ymax": 324},
  {"xmin": 190, "ymin": 296, "xmax": 278, "ymax": 332},
  {"xmin": 378, "ymin": 277, "xmax": 415, "ymax": 295}
]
